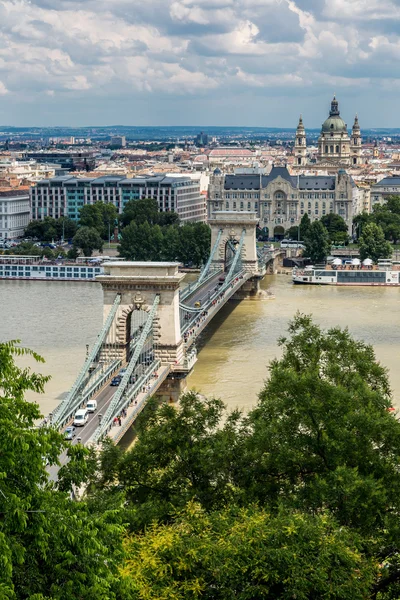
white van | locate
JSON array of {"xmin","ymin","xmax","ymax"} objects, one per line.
[
  {"xmin": 86, "ymin": 400, "xmax": 97, "ymax": 413},
  {"xmin": 73, "ymin": 409, "xmax": 89, "ymax": 427}
]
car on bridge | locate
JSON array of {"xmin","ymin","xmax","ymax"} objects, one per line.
[
  {"xmin": 64, "ymin": 426, "xmax": 76, "ymax": 440},
  {"xmin": 110, "ymin": 375, "xmax": 122, "ymax": 386},
  {"xmin": 73, "ymin": 409, "xmax": 89, "ymax": 427}
]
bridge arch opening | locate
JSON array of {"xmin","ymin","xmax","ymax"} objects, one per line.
[
  {"xmin": 224, "ymin": 238, "xmax": 239, "ymax": 272},
  {"xmin": 273, "ymin": 225, "xmax": 285, "ymax": 241}
]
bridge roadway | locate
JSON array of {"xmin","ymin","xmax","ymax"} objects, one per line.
[{"xmin": 182, "ymin": 271, "xmax": 223, "ymax": 307}]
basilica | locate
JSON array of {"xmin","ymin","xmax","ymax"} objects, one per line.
[{"xmin": 294, "ymin": 96, "xmax": 362, "ymax": 168}]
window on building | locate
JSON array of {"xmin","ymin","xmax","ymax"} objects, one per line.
[
  {"xmin": 240, "ymin": 202, "xmax": 244, "ymax": 210},
  {"xmin": 336, "ymin": 145, "xmax": 339, "ymax": 153},
  {"xmin": 330, "ymin": 145, "xmax": 334, "ymax": 153}
]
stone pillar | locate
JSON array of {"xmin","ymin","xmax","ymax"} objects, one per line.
[
  {"xmin": 208, "ymin": 211, "xmax": 259, "ymax": 275},
  {"xmin": 97, "ymin": 262, "xmax": 186, "ymax": 366},
  {"xmin": 155, "ymin": 375, "xmax": 187, "ymax": 404}
]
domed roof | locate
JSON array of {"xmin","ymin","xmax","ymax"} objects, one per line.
[
  {"xmin": 321, "ymin": 96, "xmax": 347, "ymax": 133},
  {"xmin": 213, "ymin": 167, "xmax": 222, "ymax": 175},
  {"xmin": 321, "ymin": 115, "xmax": 347, "ymax": 133}
]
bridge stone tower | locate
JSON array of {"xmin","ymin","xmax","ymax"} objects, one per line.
[
  {"xmin": 97, "ymin": 262, "xmax": 185, "ymax": 367},
  {"xmin": 208, "ymin": 211, "xmax": 259, "ymax": 274}
]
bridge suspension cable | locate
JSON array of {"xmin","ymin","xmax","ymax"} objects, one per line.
[
  {"xmin": 52, "ymin": 293, "xmax": 121, "ymax": 427},
  {"xmin": 223, "ymin": 229, "xmax": 246, "ymax": 285},
  {"xmin": 197, "ymin": 228, "xmax": 223, "ymax": 285},
  {"xmin": 90, "ymin": 294, "xmax": 160, "ymax": 444}
]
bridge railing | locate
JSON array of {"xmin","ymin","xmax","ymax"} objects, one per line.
[
  {"xmin": 54, "ymin": 359, "xmax": 122, "ymax": 430},
  {"xmin": 180, "ymin": 267, "xmax": 221, "ymax": 302},
  {"xmin": 106, "ymin": 360, "xmax": 166, "ymax": 444},
  {"xmin": 52, "ymin": 293, "xmax": 121, "ymax": 427},
  {"xmin": 90, "ymin": 295, "xmax": 160, "ymax": 443}
]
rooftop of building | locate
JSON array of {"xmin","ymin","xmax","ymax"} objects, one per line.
[{"xmin": 223, "ymin": 166, "xmax": 340, "ymax": 190}]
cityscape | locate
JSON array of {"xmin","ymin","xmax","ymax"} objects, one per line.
[{"xmin": 3, "ymin": 1, "xmax": 400, "ymax": 598}]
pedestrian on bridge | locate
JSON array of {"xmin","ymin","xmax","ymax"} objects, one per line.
[{"xmin": 118, "ymin": 416, "xmax": 122, "ymax": 426}]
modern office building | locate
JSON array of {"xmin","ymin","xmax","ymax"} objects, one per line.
[
  {"xmin": 0, "ymin": 188, "xmax": 31, "ymax": 239},
  {"xmin": 30, "ymin": 175, "xmax": 207, "ymax": 223},
  {"xmin": 208, "ymin": 166, "xmax": 360, "ymax": 236}
]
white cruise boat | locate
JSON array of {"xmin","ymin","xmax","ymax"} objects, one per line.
[
  {"xmin": 0, "ymin": 255, "xmax": 104, "ymax": 282},
  {"xmin": 292, "ymin": 259, "xmax": 400, "ymax": 286}
]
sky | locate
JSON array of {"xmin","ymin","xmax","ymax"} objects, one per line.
[{"xmin": 1, "ymin": 0, "xmax": 400, "ymax": 127}]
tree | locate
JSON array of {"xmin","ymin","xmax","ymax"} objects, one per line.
[
  {"xmin": 320, "ymin": 212, "xmax": 349, "ymax": 243},
  {"xmin": 178, "ymin": 222, "xmax": 211, "ymax": 267},
  {"xmin": 303, "ymin": 220, "xmax": 330, "ymax": 263},
  {"xmin": 120, "ymin": 199, "xmax": 160, "ymax": 228},
  {"xmin": 0, "ymin": 341, "xmax": 125, "ymax": 599},
  {"xmin": 353, "ymin": 211, "xmax": 371, "ymax": 240},
  {"xmin": 79, "ymin": 202, "xmax": 118, "ymax": 240},
  {"xmin": 114, "ymin": 393, "xmax": 242, "ymax": 527},
  {"xmin": 118, "ymin": 222, "xmax": 163, "ymax": 261},
  {"xmin": 162, "ymin": 225, "xmax": 180, "ymax": 261},
  {"xmin": 285, "ymin": 225, "xmax": 299, "ymax": 240},
  {"xmin": 121, "ymin": 503, "xmax": 375, "ymax": 600},
  {"xmin": 298, "ymin": 213, "xmax": 311, "ymax": 241},
  {"xmin": 72, "ymin": 226, "xmax": 103, "ymax": 257},
  {"xmin": 120, "ymin": 198, "xmax": 179, "ymax": 228},
  {"xmin": 358, "ymin": 222, "xmax": 392, "ymax": 262},
  {"xmin": 240, "ymin": 314, "xmax": 400, "ymax": 596}
]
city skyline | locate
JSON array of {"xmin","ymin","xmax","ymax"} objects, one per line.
[{"xmin": 1, "ymin": 0, "xmax": 400, "ymax": 127}]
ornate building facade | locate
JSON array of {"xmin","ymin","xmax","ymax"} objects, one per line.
[
  {"xmin": 208, "ymin": 166, "xmax": 360, "ymax": 237},
  {"xmin": 293, "ymin": 96, "xmax": 362, "ymax": 168}
]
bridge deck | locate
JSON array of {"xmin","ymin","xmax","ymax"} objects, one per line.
[
  {"xmin": 107, "ymin": 364, "xmax": 171, "ymax": 444},
  {"xmin": 183, "ymin": 271, "xmax": 251, "ymax": 350}
]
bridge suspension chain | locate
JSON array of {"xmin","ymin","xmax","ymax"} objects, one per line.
[
  {"xmin": 90, "ymin": 294, "xmax": 160, "ymax": 444},
  {"xmin": 180, "ymin": 228, "xmax": 223, "ymax": 302},
  {"xmin": 223, "ymin": 229, "xmax": 246, "ymax": 286},
  {"xmin": 52, "ymin": 293, "xmax": 121, "ymax": 427}
]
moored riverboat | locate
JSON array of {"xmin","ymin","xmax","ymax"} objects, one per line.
[
  {"xmin": 293, "ymin": 259, "xmax": 400, "ymax": 286},
  {"xmin": 0, "ymin": 255, "xmax": 104, "ymax": 282}
]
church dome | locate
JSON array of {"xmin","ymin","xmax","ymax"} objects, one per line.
[
  {"xmin": 321, "ymin": 115, "xmax": 347, "ymax": 133},
  {"xmin": 321, "ymin": 96, "xmax": 347, "ymax": 133}
]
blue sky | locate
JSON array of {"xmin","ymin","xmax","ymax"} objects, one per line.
[{"xmin": 1, "ymin": 0, "xmax": 400, "ymax": 127}]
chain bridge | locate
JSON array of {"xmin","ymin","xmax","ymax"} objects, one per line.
[{"xmin": 48, "ymin": 212, "xmax": 285, "ymax": 449}]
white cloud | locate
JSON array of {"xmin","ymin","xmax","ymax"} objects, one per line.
[{"xmin": 0, "ymin": 0, "xmax": 399, "ymax": 124}]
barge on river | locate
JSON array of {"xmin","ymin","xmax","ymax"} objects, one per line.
[
  {"xmin": 0, "ymin": 255, "xmax": 104, "ymax": 282},
  {"xmin": 293, "ymin": 259, "xmax": 400, "ymax": 286}
]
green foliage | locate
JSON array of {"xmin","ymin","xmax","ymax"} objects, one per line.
[
  {"xmin": 79, "ymin": 202, "xmax": 118, "ymax": 240},
  {"xmin": 299, "ymin": 213, "xmax": 311, "ymax": 239},
  {"xmin": 353, "ymin": 198, "xmax": 400, "ymax": 244},
  {"xmin": 72, "ymin": 226, "xmax": 104, "ymax": 257},
  {"xmin": 121, "ymin": 198, "xmax": 179, "ymax": 228},
  {"xmin": 25, "ymin": 217, "xmax": 77, "ymax": 241},
  {"xmin": 358, "ymin": 222, "xmax": 392, "ymax": 262},
  {"xmin": 286, "ymin": 225, "xmax": 299, "ymax": 240},
  {"xmin": 0, "ymin": 340, "xmax": 125, "ymax": 599},
  {"xmin": 320, "ymin": 212, "xmax": 349, "ymax": 243},
  {"xmin": 115, "ymin": 393, "xmax": 242, "ymax": 527},
  {"xmin": 303, "ymin": 220, "xmax": 330, "ymax": 263},
  {"xmin": 121, "ymin": 503, "xmax": 375, "ymax": 600},
  {"xmin": 353, "ymin": 211, "xmax": 372, "ymax": 240},
  {"xmin": 118, "ymin": 221, "xmax": 211, "ymax": 267}
]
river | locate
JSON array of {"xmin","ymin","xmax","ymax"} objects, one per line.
[{"xmin": 1, "ymin": 276, "xmax": 399, "ymax": 415}]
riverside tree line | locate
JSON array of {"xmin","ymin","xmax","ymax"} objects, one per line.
[
  {"xmin": 19, "ymin": 199, "xmax": 210, "ymax": 266},
  {"xmin": 284, "ymin": 198, "xmax": 400, "ymax": 264},
  {"xmin": 3, "ymin": 314, "xmax": 400, "ymax": 598}
]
